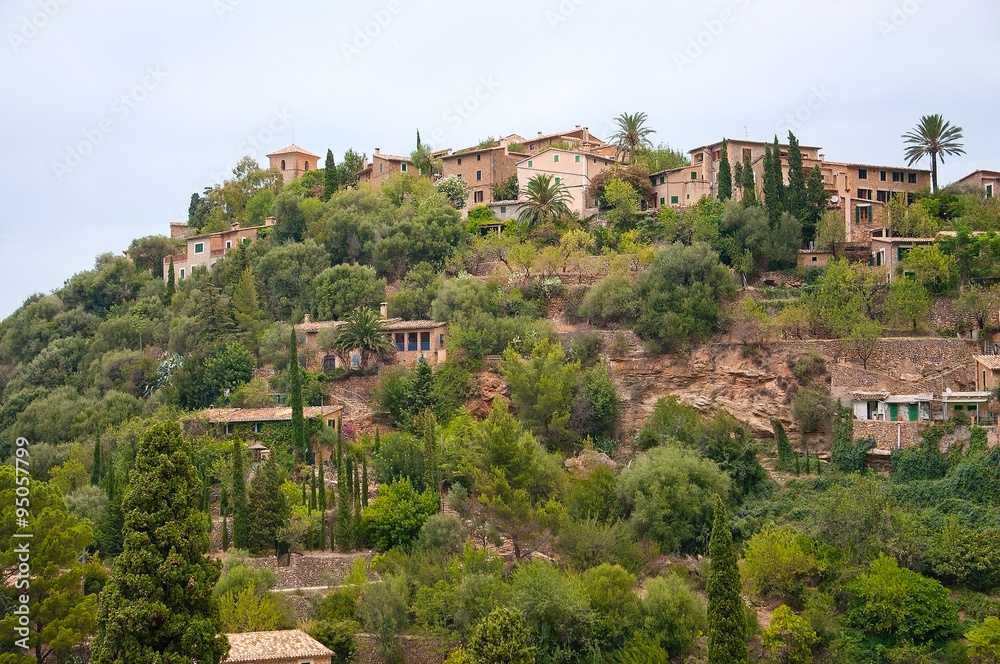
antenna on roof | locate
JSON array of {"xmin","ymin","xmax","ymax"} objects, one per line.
[{"xmin": 743, "ymin": 125, "xmax": 749, "ymax": 140}]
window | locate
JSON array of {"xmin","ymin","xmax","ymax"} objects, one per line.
[
  {"xmin": 378, "ymin": 162, "xmax": 383, "ymax": 172},
  {"xmin": 856, "ymin": 205, "xmax": 871, "ymax": 223},
  {"xmin": 476, "ymin": 154, "xmax": 481, "ymax": 161},
  {"xmin": 907, "ymin": 172, "xmax": 917, "ymax": 184},
  {"xmin": 351, "ymin": 353, "xmax": 360, "ymax": 369},
  {"xmin": 439, "ymin": 333, "xmax": 445, "ymax": 345},
  {"xmin": 892, "ymin": 171, "xmax": 903, "ymax": 182},
  {"xmin": 527, "ymin": 160, "xmax": 533, "ymax": 167},
  {"xmin": 660, "ymin": 197, "xmax": 665, "ymax": 205},
  {"xmin": 574, "ymin": 155, "xmax": 580, "ymax": 163},
  {"xmin": 670, "ymin": 195, "xmax": 679, "ymax": 204},
  {"xmin": 280, "ymin": 159, "xmax": 286, "ymax": 170},
  {"xmin": 659, "ymin": 176, "xmax": 665, "ymax": 184},
  {"xmin": 457, "ymin": 158, "xmax": 462, "ymax": 165},
  {"xmin": 880, "ymin": 170, "xmax": 887, "ymax": 181},
  {"xmin": 876, "ymin": 190, "xmax": 892, "ymax": 203},
  {"xmin": 323, "ymin": 355, "xmax": 336, "ymax": 371},
  {"xmin": 712, "ymin": 150, "xmax": 720, "ymax": 161},
  {"xmin": 304, "ymin": 161, "xmax": 309, "ymax": 171},
  {"xmin": 811, "ymin": 256, "xmax": 818, "ymax": 262},
  {"xmin": 254, "ymin": 422, "xmax": 264, "ymax": 433},
  {"xmin": 858, "ymin": 168, "xmax": 868, "ymax": 179},
  {"xmin": 554, "ymin": 177, "xmax": 560, "ymax": 184},
  {"xmin": 690, "ymin": 171, "xmax": 697, "ymax": 180},
  {"xmin": 408, "ymin": 332, "xmax": 418, "ymax": 351},
  {"xmin": 500, "ymin": 206, "xmax": 506, "ymax": 213},
  {"xmin": 226, "ymin": 241, "xmax": 232, "ymax": 249},
  {"xmin": 875, "ymin": 250, "xmax": 884, "ymax": 266},
  {"xmin": 476, "ymin": 170, "xmax": 482, "ymax": 181},
  {"xmin": 988, "ymin": 184, "xmax": 994, "ymax": 199},
  {"xmin": 395, "ymin": 333, "xmax": 405, "ymax": 352},
  {"xmin": 857, "ymin": 189, "xmax": 872, "ymax": 200},
  {"xmin": 194, "ymin": 242, "xmax": 204, "ymax": 254},
  {"xmin": 907, "ymin": 192, "xmax": 916, "ymax": 204},
  {"xmin": 456, "ymin": 173, "xmax": 462, "ymax": 178},
  {"xmin": 529, "ymin": 143, "xmax": 535, "ymax": 151},
  {"xmin": 553, "ymin": 154, "xmax": 559, "ymax": 162},
  {"xmin": 420, "ymin": 331, "xmax": 430, "ymax": 351},
  {"xmin": 179, "ymin": 268, "xmax": 185, "ymax": 279},
  {"xmin": 742, "ymin": 148, "xmax": 752, "ymax": 161},
  {"xmin": 473, "ymin": 190, "xmax": 484, "ymax": 203},
  {"xmin": 401, "ymin": 163, "xmax": 407, "ymax": 172}
]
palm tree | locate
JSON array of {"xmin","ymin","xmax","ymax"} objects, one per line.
[
  {"xmin": 333, "ymin": 307, "xmax": 395, "ymax": 371},
  {"xmin": 902, "ymin": 114, "xmax": 965, "ymax": 193},
  {"xmin": 516, "ymin": 173, "xmax": 572, "ymax": 229},
  {"xmin": 611, "ymin": 112, "xmax": 656, "ymax": 164}
]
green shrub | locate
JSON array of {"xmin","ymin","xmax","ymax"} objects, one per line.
[{"xmin": 741, "ymin": 526, "xmax": 818, "ymax": 603}]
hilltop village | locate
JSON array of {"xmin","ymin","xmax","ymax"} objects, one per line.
[{"xmin": 5, "ymin": 114, "xmax": 1000, "ymax": 664}]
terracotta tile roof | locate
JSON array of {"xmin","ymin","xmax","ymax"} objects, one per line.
[
  {"xmin": 296, "ymin": 318, "xmax": 446, "ymax": 333},
  {"xmin": 852, "ymin": 390, "xmax": 890, "ymax": 400},
  {"xmin": 266, "ymin": 144, "xmax": 320, "ymax": 158},
  {"xmin": 976, "ymin": 355, "xmax": 1000, "ymax": 370},
  {"xmin": 223, "ymin": 629, "xmax": 333, "ymax": 662},
  {"xmin": 373, "ymin": 153, "xmax": 412, "ymax": 163},
  {"xmin": 204, "ymin": 406, "xmax": 341, "ymax": 424}
]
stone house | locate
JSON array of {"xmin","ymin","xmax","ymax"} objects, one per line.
[
  {"xmin": 204, "ymin": 405, "xmax": 343, "ymax": 435},
  {"xmin": 851, "ymin": 389, "xmax": 991, "ymax": 423},
  {"xmin": 515, "ymin": 148, "xmax": 616, "ymax": 217},
  {"xmin": 296, "ymin": 306, "xmax": 447, "ymax": 371},
  {"xmin": 163, "ymin": 217, "xmax": 275, "ymax": 283},
  {"xmin": 868, "ymin": 229, "xmax": 937, "ymax": 282},
  {"xmin": 975, "ymin": 355, "xmax": 1000, "ymax": 392},
  {"xmin": 357, "ymin": 148, "xmax": 415, "ymax": 188},
  {"xmin": 650, "ymin": 138, "xmax": 931, "ymax": 242},
  {"xmin": 223, "ymin": 629, "xmax": 334, "ymax": 664},
  {"xmin": 266, "ymin": 145, "xmax": 321, "ymax": 184},
  {"xmin": 954, "ymin": 169, "xmax": 1000, "ymax": 198},
  {"xmin": 439, "ymin": 140, "xmax": 528, "ymax": 210}
]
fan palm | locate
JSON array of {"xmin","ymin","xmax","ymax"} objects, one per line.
[
  {"xmin": 611, "ymin": 112, "xmax": 656, "ymax": 164},
  {"xmin": 517, "ymin": 173, "xmax": 572, "ymax": 230},
  {"xmin": 333, "ymin": 307, "xmax": 395, "ymax": 371},
  {"xmin": 902, "ymin": 114, "xmax": 965, "ymax": 193}
]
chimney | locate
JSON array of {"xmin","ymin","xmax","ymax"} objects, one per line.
[
  {"xmin": 379, "ymin": 302, "xmax": 388, "ymax": 319},
  {"xmin": 538, "ymin": 131, "xmax": 543, "ymax": 137},
  {"xmin": 265, "ymin": 216, "xmax": 276, "ymax": 226},
  {"xmin": 374, "ymin": 147, "xmax": 381, "ymax": 155},
  {"xmin": 303, "ymin": 313, "xmax": 311, "ymax": 324},
  {"xmin": 575, "ymin": 124, "xmax": 580, "ymax": 128}
]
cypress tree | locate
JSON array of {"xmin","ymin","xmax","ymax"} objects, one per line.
[
  {"xmin": 741, "ymin": 152, "xmax": 757, "ymax": 206},
  {"xmin": 318, "ymin": 447, "xmax": 327, "ymax": 512},
  {"xmin": 301, "ymin": 480, "xmax": 307, "ymax": 507},
  {"xmin": 352, "ymin": 455, "xmax": 364, "ymax": 549},
  {"xmin": 717, "ymin": 139, "xmax": 732, "ymax": 201},
  {"xmin": 794, "ymin": 453, "xmax": 801, "ymax": 476},
  {"xmin": 803, "ymin": 165, "xmax": 827, "ymax": 244},
  {"xmin": 763, "ymin": 141, "xmax": 784, "ymax": 227},
  {"xmin": 772, "ymin": 417, "xmax": 793, "ymax": 470},
  {"xmin": 707, "ymin": 496, "xmax": 749, "ymax": 664},
  {"xmin": 804, "ymin": 449, "xmax": 812, "ymax": 474},
  {"xmin": 91, "ymin": 422, "xmax": 228, "ymax": 664},
  {"xmin": 310, "ymin": 469, "xmax": 317, "ymax": 513},
  {"xmin": 97, "ymin": 463, "xmax": 124, "ymax": 557},
  {"xmin": 246, "ymin": 457, "xmax": 291, "ymax": 555},
  {"xmin": 219, "ymin": 484, "xmax": 229, "ymax": 520},
  {"xmin": 323, "ymin": 149, "xmax": 338, "ymax": 202},
  {"xmin": 165, "ymin": 258, "xmax": 175, "ymax": 302},
  {"xmin": 733, "ymin": 160, "xmax": 743, "ymax": 194},
  {"xmin": 91, "ymin": 439, "xmax": 103, "ymax": 486},
  {"xmin": 336, "ymin": 435, "xmax": 352, "ymax": 552},
  {"xmin": 361, "ymin": 453, "xmax": 369, "ymax": 508},
  {"xmin": 423, "ymin": 412, "xmax": 439, "ymax": 501},
  {"xmin": 221, "ymin": 516, "xmax": 229, "ymax": 552},
  {"xmin": 289, "ymin": 328, "xmax": 305, "ymax": 462},
  {"xmin": 786, "ymin": 131, "xmax": 805, "ymax": 219},
  {"xmin": 231, "ymin": 439, "xmax": 249, "ymax": 550}
]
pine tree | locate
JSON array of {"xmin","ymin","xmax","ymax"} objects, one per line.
[
  {"xmin": 197, "ymin": 281, "xmax": 236, "ymax": 343},
  {"xmin": 289, "ymin": 328, "xmax": 306, "ymax": 462},
  {"xmin": 323, "ymin": 149, "xmax": 338, "ymax": 202},
  {"xmin": 230, "ymin": 266, "xmax": 263, "ymax": 348},
  {"xmin": 165, "ymin": 258, "xmax": 175, "ymax": 302},
  {"xmin": 91, "ymin": 422, "xmax": 228, "ymax": 664},
  {"xmin": 717, "ymin": 139, "xmax": 732, "ymax": 201},
  {"xmin": 91, "ymin": 439, "xmax": 103, "ymax": 485},
  {"xmin": 707, "ymin": 496, "xmax": 749, "ymax": 664},
  {"xmin": 741, "ymin": 152, "xmax": 757, "ymax": 206},
  {"xmin": 231, "ymin": 440, "xmax": 249, "ymax": 550},
  {"xmin": 786, "ymin": 131, "xmax": 806, "ymax": 219}
]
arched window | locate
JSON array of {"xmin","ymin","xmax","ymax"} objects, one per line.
[
  {"xmin": 280, "ymin": 159, "xmax": 286, "ymax": 170},
  {"xmin": 304, "ymin": 161, "xmax": 310, "ymax": 171}
]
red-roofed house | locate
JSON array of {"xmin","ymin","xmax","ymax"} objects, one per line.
[
  {"xmin": 223, "ymin": 629, "xmax": 334, "ymax": 664},
  {"xmin": 267, "ymin": 145, "xmax": 321, "ymax": 184},
  {"xmin": 975, "ymin": 355, "xmax": 1000, "ymax": 392},
  {"xmin": 357, "ymin": 148, "xmax": 415, "ymax": 188},
  {"xmin": 205, "ymin": 405, "xmax": 342, "ymax": 435}
]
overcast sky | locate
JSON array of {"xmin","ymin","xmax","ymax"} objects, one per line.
[{"xmin": 1, "ymin": 0, "xmax": 997, "ymax": 319}]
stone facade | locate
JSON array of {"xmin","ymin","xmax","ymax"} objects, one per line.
[
  {"xmin": 440, "ymin": 145, "xmax": 525, "ymax": 210},
  {"xmin": 516, "ymin": 148, "xmax": 616, "ymax": 216},
  {"xmin": 163, "ymin": 217, "xmax": 275, "ymax": 282},
  {"xmin": 357, "ymin": 148, "xmax": 414, "ymax": 187},
  {"xmin": 266, "ymin": 144, "xmax": 321, "ymax": 184}
]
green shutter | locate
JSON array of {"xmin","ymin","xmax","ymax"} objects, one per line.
[
  {"xmin": 908, "ymin": 404, "xmax": 918, "ymax": 421},
  {"xmin": 527, "ymin": 160, "xmax": 532, "ymax": 167},
  {"xmin": 690, "ymin": 171, "xmax": 697, "ymax": 180},
  {"xmin": 670, "ymin": 196, "xmax": 678, "ymax": 204},
  {"xmin": 575, "ymin": 155, "xmax": 580, "ymax": 163},
  {"xmin": 889, "ymin": 403, "xmax": 898, "ymax": 420},
  {"xmin": 660, "ymin": 197, "xmax": 665, "ymax": 205}
]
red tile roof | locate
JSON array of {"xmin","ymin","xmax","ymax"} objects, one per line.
[
  {"xmin": 204, "ymin": 405, "xmax": 341, "ymax": 424},
  {"xmin": 266, "ymin": 144, "xmax": 320, "ymax": 158},
  {"xmin": 975, "ymin": 355, "xmax": 1000, "ymax": 370},
  {"xmin": 223, "ymin": 629, "xmax": 333, "ymax": 662}
]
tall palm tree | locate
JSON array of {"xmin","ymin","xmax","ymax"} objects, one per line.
[
  {"xmin": 517, "ymin": 173, "xmax": 572, "ymax": 229},
  {"xmin": 902, "ymin": 114, "xmax": 965, "ymax": 193},
  {"xmin": 333, "ymin": 307, "xmax": 395, "ymax": 371},
  {"xmin": 611, "ymin": 112, "xmax": 656, "ymax": 164}
]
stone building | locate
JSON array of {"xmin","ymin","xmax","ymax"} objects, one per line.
[
  {"xmin": 223, "ymin": 629, "xmax": 334, "ymax": 664},
  {"xmin": 266, "ymin": 144, "xmax": 321, "ymax": 184},
  {"xmin": 515, "ymin": 148, "xmax": 616, "ymax": 217},
  {"xmin": 163, "ymin": 217, "xmax": 275, "ymax": 283},
  {"xmin": 357, "ymin": 148, "xmax": 415, "ymax": 188}
]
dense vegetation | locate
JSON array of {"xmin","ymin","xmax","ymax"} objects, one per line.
[{"xmin": 3, "ymin": 117, "xmax": 1000, "ymax": 663}]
